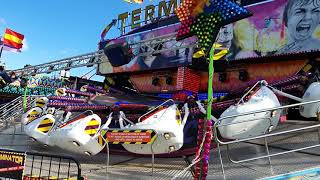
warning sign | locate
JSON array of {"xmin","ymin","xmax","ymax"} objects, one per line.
[
  {"xmin": 0, "ymin": 150, "xmax": 26, "ymax": 179},
  {"xmin": 101, "ymin": 129, "xmax": 157, "ymax": 144}
]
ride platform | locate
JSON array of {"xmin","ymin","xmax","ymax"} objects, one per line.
[{"xmin": 1, "ymin": 121, "xmax": 320, "ymax": 180}]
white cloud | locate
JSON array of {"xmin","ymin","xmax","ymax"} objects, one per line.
[
  {"xmin": 59, "ymin": 48, "xmax": 78, "ymax": 55},
  {"xmin": 21, "ymin": 38, "xmax": 29, "ymax": 52},
  {"xmin": 60, "ymin": 49, "xmax": 69, "ymax": 54},
  {"xmin": 0, "ymin": 18, "xmax": 6, "ymax": 26}
]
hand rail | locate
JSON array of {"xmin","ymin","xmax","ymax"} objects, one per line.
[
  {"xmin": 138, "ymin": 99, "xmax": 175, "ymax": 122},
  {"xmin": 0, "ymin": 96, "xmax": 22, "ymax": 110},
  {"xmin": 237, "ymin": 81, "xmax": 267, "ymax": 105},
  {"xmin": 0, "ymin": 95, "xmax": 39, "ymax": 130},
  {"xmin": 55, "ymin": 110, "xmax": 94, "ymax": 129},
  {"xmin": 2, "ymin": 97, "xmax": 36, "ymax": 114}
]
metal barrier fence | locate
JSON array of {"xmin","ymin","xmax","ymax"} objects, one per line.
[
  {"xmin": 0, "ymin": 148, "xmax": 82, "ymax": 180},
  {"xmin": 0, "ymin": 96, "xmax": 39, "ymax": 132},
  {"xmin": 214, "ymin": 99, "xmax": 320, "ymax": 179}
]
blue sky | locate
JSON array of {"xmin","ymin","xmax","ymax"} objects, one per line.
[{"xmin": 0, "ymin": 0, "xmax": 160, "ymax": 79}]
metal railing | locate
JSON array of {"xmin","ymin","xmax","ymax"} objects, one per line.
[
  {"xmin": 138, "ymin": 99, "xmax": 174, "ymax": 122},
  {"xmin": 0, "ymin": 95, "xmax": 40, "ymax": 132},
  {"xmin": 213, "ymin": 99, "xmax": 320, "ymax": 179},
  {"xmin": 0, "ymin": 95, "xmax": 23, "ymax": 111}
]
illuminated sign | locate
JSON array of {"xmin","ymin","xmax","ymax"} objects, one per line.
[
  {"xmin": 118, "ymin": 0, "xmax": 180, "ymax": 33},
  {"xmin": 0, "ymin": 150, "xmax": 26, "ymax": 179}
]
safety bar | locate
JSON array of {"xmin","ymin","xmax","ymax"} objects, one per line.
[
  {"xmin": 0, "ymin": 96, "xmax": 38, "ymax": 131},
  {"xmin": 217, "ymin": 116, "xmax": 273, "ymax": 128},
  {"xmin": 0, "ymin": 95, "xmax": 40, "ymax": 107},
  {"xmin": 268, "ymin": 85, "xmax": 303, "ymax": 102},
  {"xmin": 138, "ymin": 99, "xmax": 175, "ymax": 122},
  {"xmin": 0, "ymin": 96, "xmax": 37, "ymax": 117},
  {"xmin": 237, "ymin": 80, "xmax": 266, "ymax": 105},
  {"xmin": 66, "ymin": 110, "xmax": 93, "ymax": 121},
  {"xmin": 52, "ymin": 110, "xmax": 94, "ymax": 130},
  {"xmin": 0, "ymin": 96, "xmax": 22, "ymax": 110}
]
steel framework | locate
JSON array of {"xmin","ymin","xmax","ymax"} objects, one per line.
[
  {"xmin": 10, "ymin": 33, "xmax": 196, "ymax": 76},
  {"xmin": 11, "ymin": 50, "xmax": 104, "ymax": 77}
]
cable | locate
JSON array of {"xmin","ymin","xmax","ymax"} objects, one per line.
[{"xmin": 80, "ymin": 67, "xmax": 97, "ymax": 79}]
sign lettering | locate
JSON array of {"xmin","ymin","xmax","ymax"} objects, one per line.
[
  {"xmin": 0, "ymin": 151, "xmax": 26, "ymax": 179},
  {"xmin": 118, "ymin": 0, "xmax": 180, "ymax": 33},
  {"xmin": 101, "ymin": 129, "xmax": 157, "ymax": 144},
  {"xmin": 107, "ymin": 132, "xmax": 152, "ymax": 143}
]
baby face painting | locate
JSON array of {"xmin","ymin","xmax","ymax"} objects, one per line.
[{"xmin": 286, "ymin": 0, "xmax": 320, "ymax": 42}]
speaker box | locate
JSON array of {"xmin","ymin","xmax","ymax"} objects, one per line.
[
  {"xmin": 219, "ymin": 72, "xmax": 227, "ymax": 82},
  {"xmin": 103, "ymin": 44, "xmax": 131, "ymax": 67},
  {"xmin": 239, "ymin": 70, "xmax": 248, "ymax": 81},
  {"xmin": 152, "ymin": 77, "xmax": 160, "ymax": 86}
]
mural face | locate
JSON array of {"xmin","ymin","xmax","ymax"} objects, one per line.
[
  {"xmin": 283, "ymin": 0, "xmax": 320, "ymax": 52},
  {"xmin": 216, "ymin": 24, "xmax": 234, "ymax": 49},
  {"xmin": 224, "ymin": 0, "xmax": 320, "ymax": 60}
]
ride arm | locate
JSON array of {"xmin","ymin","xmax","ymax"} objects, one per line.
[
  {"xmin": 181, "ymin": 103, "xmax": 189, "ymax": 126},
  {"xmin": 195, "ymin": 101, "xmax": 218, "ymax": 121},
  {"xmin": 119, "ymin": 112, "xmax": 125, "ymax": 129},
  {"xmin": 101, "ymin": 112, "xmax": 113, "ymax": 129},
  {"xmin": 63, "ymin": 111, "xmax": 72, "ymax": 122},
  {"xmin": 120, "ymin": 111, "xmax": 134, "ymax": 125},
  {"xmin": 0, "ymin": 71, "xmax": 12, "ymax": 84},
  {"xmin": 268, "ymin": 86, "xmax": 303, "ymax": 102}
]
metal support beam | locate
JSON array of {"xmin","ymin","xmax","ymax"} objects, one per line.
[
  {"xmin": 10, "ymin": 50, "xmax": 104, "ymax": 77},
  {"xmin": 10, "ymin": 33, "xmax": 196, "ymax": 77}
]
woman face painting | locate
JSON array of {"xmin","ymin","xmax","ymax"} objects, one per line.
[{"xmin": 216, "ymin": 24, "xmax": 234, "ymax": 48}]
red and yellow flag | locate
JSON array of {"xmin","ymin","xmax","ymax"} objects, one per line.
[{"xmin": 3, "ymin": 28, "xmax": 24, "ymax": 50}]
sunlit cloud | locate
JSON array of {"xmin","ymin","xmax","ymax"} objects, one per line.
[
  {"xmin": 0, "ymin": 18, "xmax": 6, "ymax": 26},
  {"xmin": 59, "ymin": 48, "xmax": 78, "ymax": 55},
  {"xmin": 21, "ymin": 38, "xmax": 29, "ymax": 52}
]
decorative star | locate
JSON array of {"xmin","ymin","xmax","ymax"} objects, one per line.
[{"xmin": 176, "ymin": 0, "xmax": 252, "ymax": 53}]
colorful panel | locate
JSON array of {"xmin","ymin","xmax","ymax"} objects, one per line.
[
  {"xmin": 26, "ymin": 110, "xmax": 41, "ymax": 124},
  {"xmin": 35, "ymin": 98, "xmax": 47, "ymax": 108},
  {"xmin": 85, "ymin": 119, "xmax": 100, "ymax": 137},
  {"xmin": 37, "ymin": 118, "xmax": 54, "ymax": 133},
  {"xmin": 101, "ymin": 129, "xmax": 157, "ymax": 144},
  {"xmin": 216, "ymin": 0, "xmax": 320, "ymax": 60},
  {"xmin": 97, "ymin": 134, "xmax": 106, "ymax": 147},
  {"xmin": 98, "ymin": 24, "xmax": 197, "ymax": 75},
  {"xmin": 176, "ymin": 0, "xmax": 251, "ymax": 52}
]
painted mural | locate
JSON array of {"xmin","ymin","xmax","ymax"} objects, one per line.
[
  {"xmin": 218, "ymin": 0, "xmax": 320, "ymax": 60},
  {"xmin": 9, "ymin": 75, "xmax": 63, "ymax": 88},
  {"xmin": 98, "ymin": 0, "xmax": 320, "ymax": 74},
  {"xmin": 98, "ymin": 24, "xmax": 196, "ymax": 74}
]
